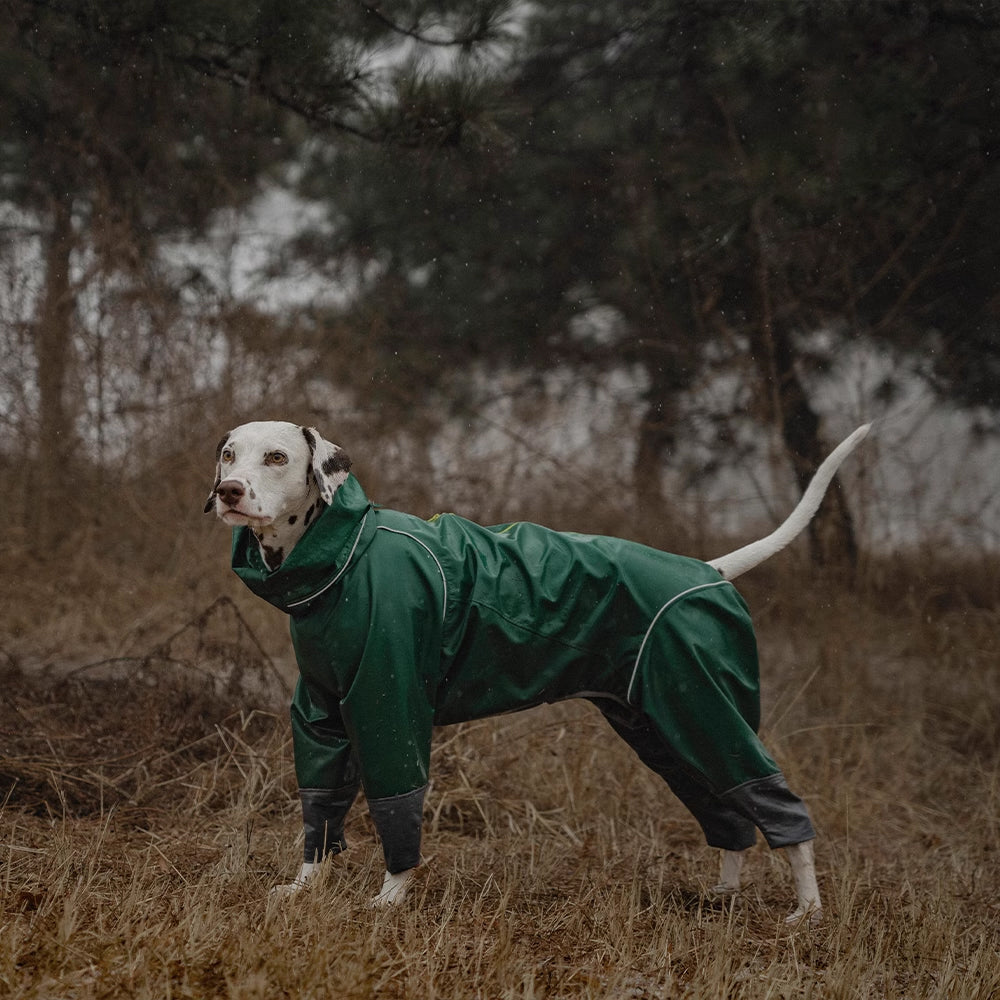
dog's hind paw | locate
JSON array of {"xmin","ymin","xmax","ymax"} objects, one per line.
[
  {"xmin": 371, "ymin": 868, "xmax": 414, "ymax": 909},
  {"xmin": 712, "ymin": 882, "xmax": 741, "ymax": 896},
  {"xmin": 785, "ymin": 903, "xmax": 823, "ymax": 926},
  {"xmin": 713, "ymin": 848, "xmax": 745, "ymax": 896}
]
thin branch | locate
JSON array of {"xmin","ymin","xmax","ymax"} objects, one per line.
[
  {"xmin": 870, "ymin": 183, "xmax": 979, "ymax": 338},
  {"xmin": 854, "ymin": 198, "xmax": 938, "ymax": 304},
  {"xmin": 353, "ymin": 0, "xmax": 496, "ymax": 48}
]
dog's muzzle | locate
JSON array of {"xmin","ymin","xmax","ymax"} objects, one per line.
[{"xmin": 215, "ymin": 479, "xmax": 246, "ymax": 508}]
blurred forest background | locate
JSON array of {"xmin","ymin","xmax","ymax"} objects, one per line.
[{"xmin": 2, "ymin": 0, "xmax": 999, "ymax": 658}]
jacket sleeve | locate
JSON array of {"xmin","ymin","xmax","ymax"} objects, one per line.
[
  {"xmin": 338, "ymin": 561, "xmax": 443, "ymax": 873},
  {"xmin": 290, "ymin": 526, "xmax": 445, "ymax": 873},
  {"xmin": 290, "ymin": 678, "xmax": 362, "ymax": 862}
]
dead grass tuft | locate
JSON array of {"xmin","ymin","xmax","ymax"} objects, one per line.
[{"xmin": 3, "ymin": 561, "xmax": 1000, "ymax": 998}]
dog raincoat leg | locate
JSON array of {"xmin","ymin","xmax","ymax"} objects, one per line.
[
  {"xmin": 291, "ymin": 680, "xmax": 362, "ymax": 862},
  {"xmin": 628, "ymin": 581, "xmax": 815, "ymax": 849},
  {"xmin": 596, "ymin": 706, "xmax": 758, "ymax": 851}
]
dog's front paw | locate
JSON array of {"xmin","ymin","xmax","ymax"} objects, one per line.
[
  {"xmin": 370, "ymin": 868, "xmax": 414, "ymax": 909},
  {"xmin": 270, "ymin": 861, "xmax": 320, "ymax": 899}
]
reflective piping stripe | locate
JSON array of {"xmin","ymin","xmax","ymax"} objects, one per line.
[
  {"xmin": 287, "ymin": 510, "xmax": 370, "ymax": 609},
  {"xmin": 626, "ymin": 579, "xmax": 732, "ymax": 704},
  {"xmin": 375, "ymin": 526, "xmax": 448, "ymax": 623}
]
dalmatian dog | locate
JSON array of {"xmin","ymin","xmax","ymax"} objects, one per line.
[{"xmin": 207, "ymin": 419, "xmax": 870, "ymax": 921}]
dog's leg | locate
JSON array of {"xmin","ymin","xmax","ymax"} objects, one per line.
[
  {"xmin": 714, "ymin": 848, "xmax": 746, "ymax": 895},
  {"xmin": 783, "ymin": 841, "xmax": 822, "ymax": 923},
  {"xmin": 270, "ymin": 860, "xmax": 322, "ymax": 898},
  {"xmin": 371, "ymin": 868, "xmax": 415, "ymax": 908}
]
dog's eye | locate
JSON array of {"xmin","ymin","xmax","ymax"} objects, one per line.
[
  {"xmin": 221, "ymin": 447, "xmax": 234, "ymax": 463},
  {"xmin": 266, "ymin": 451, "xmax": 288, "ymax": 466}
]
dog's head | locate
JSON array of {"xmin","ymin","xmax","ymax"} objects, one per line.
[{"xmin": 205, "ymin": 421, "xmax": 351, "ymax": 531}]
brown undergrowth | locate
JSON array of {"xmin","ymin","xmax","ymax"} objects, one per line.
[{"xmin": 2, "ymin": 557, "xmax": 999, "ymax": 998}]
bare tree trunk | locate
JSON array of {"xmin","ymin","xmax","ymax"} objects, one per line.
[
  {"xmin": 759, "ymin": 324, "xmax": 858, "ymax": 566},
  {"xmin": 633, "ymin": 397, "xmax": 672, "ymax": 502},
  {"xmin": 631, "ymin": 379, "xmax": 690, "ymax": 552},
  {"xmin": 750, "ymin": 201, "xmax": 858, "ymax": 566},
  {"xmin": 32, "ymin": 194, "xmax": 76, "ymax": 552}
]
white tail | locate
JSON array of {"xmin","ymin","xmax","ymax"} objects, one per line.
[{"xmin": 708, "ymin": 423, "xmax": 871, "ymax": 581}]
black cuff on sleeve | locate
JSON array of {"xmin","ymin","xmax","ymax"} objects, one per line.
[
  {"xmin": 718, "ymin": 772, "xmax": 816, "ymax": 849},
  {"xmin": 300, "ymin": 785, "xmax": 359, "ymax": 863},
  {"xmin": 366, "ymin": 785, "xmax": 427, "ymax": 874}
]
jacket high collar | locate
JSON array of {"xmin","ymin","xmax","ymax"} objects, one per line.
[{"xmin": 231, "ymin": 474, "xmax": 374, "ymax": 613}]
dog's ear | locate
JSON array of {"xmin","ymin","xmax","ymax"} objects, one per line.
[
  {"xmin": 204, "ymin": 433, "xmax": 230, "ymax": 514},
  {"xmin": 203, "ymin": 486, "xmax": 219, "ymax": 515},
  {"xmin": 302, "ymin": 427, "xmax": 351, "ymax": 504}
]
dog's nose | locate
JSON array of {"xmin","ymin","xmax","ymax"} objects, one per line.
[{"xmin": 216, "ymin": 480, "xmax": 245, "ymax": 507}]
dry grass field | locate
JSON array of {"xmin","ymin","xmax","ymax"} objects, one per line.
[{"xmin": 2, "ymin": 555, "xmax": 999, "ymax": 999}]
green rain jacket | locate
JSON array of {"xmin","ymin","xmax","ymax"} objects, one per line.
[{"xmin": 232, "ymin": 475, "xmax": 783, "ymax": 871}]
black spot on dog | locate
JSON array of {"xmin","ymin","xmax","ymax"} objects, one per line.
[
  {"xmin": 302, "ymin": 428, "xmax": 318, "ymax": 484},
  {"xmin": 215, "ymin": 433, "xmax": 231, "ymax": 460},
  {"xmin": 288, "ymin": 515, "xmax": 297, "ymax": 525},
  {"xmin": 254, "ymin": 536, "xmax": 284, "ymax": 570},
  {"xmin": 322, "ymin": 449, "xmax": 351, "ymax": 475},
  {"xmin": 304, "ymin": 503, "xmax": 316, "ymax": 526}
]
